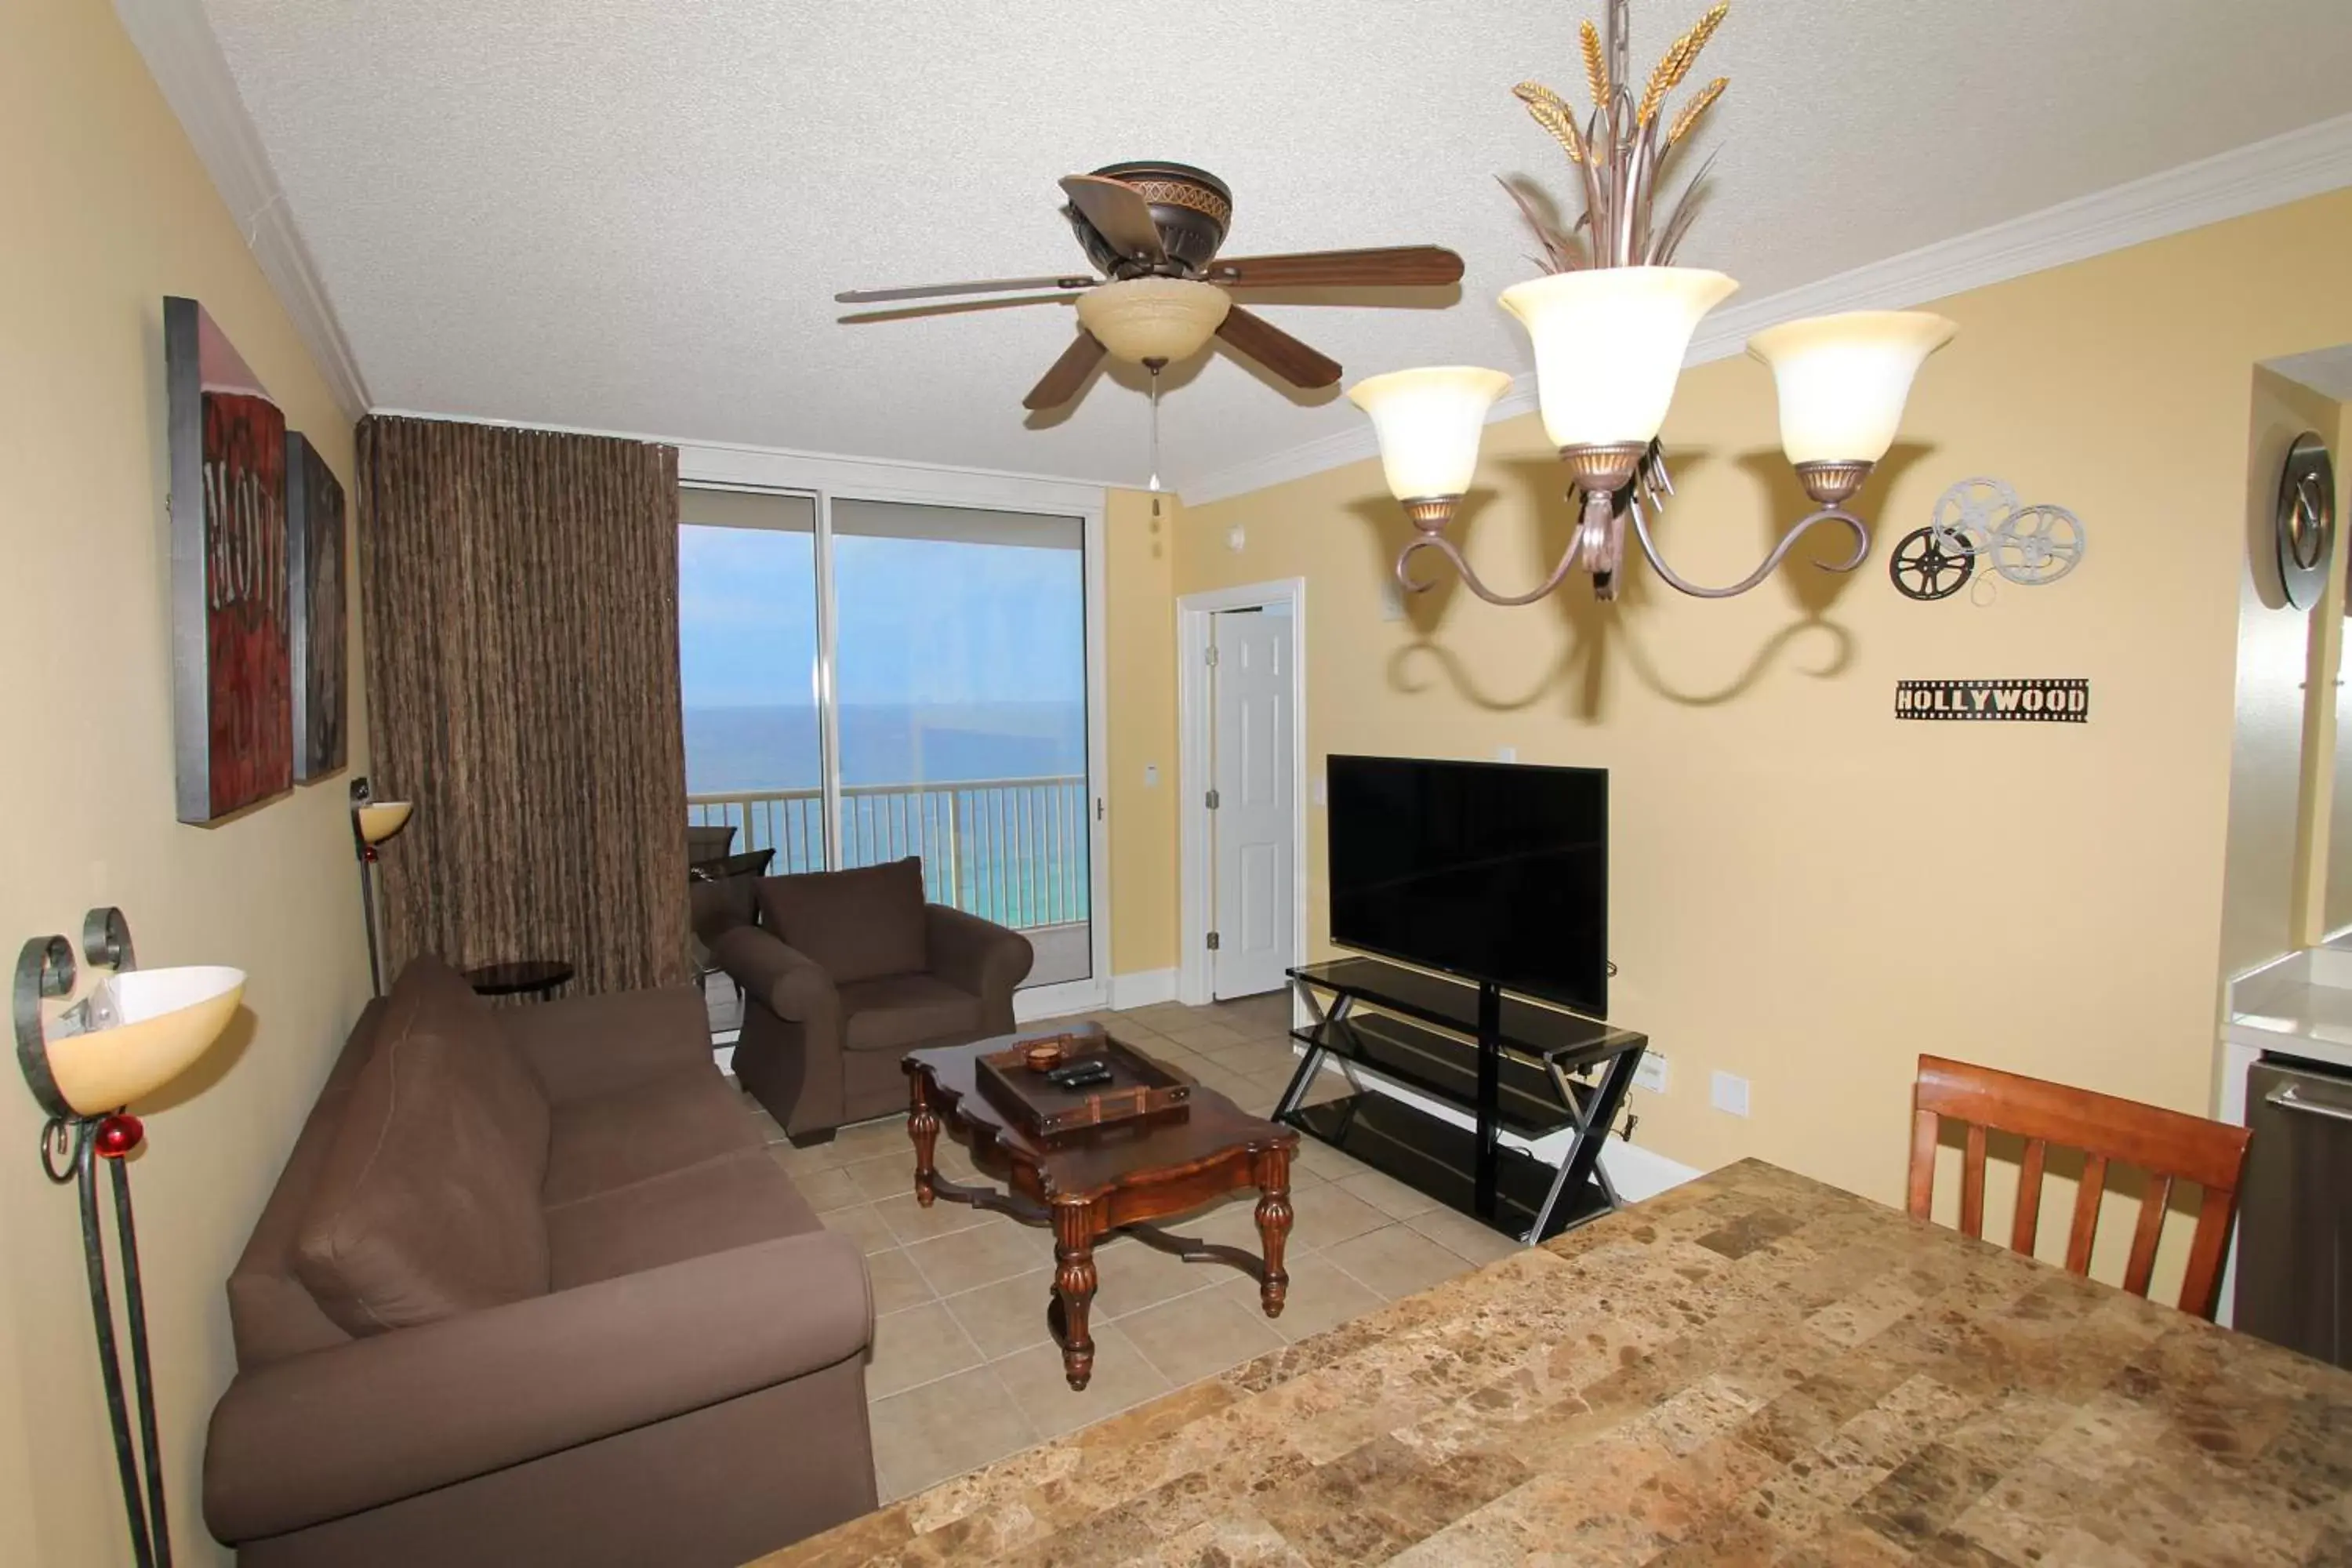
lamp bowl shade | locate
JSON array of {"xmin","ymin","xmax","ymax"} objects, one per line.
[
  {"xmin": 354, "ymin": 800, "xmax": 414, "ymax": 846},
  {"xmin": 1346, "ymin": 367, "xmax": 1514, "ymax": 501},
  {"xmin": 1075, "ymin": 278, "xmax": 1232, "ymax": 364},
  {"xmin": 1747, "ymin": 310, "xmax": 1958, "ymax": 465},
  {"xmin": 1500, "ymin": 268, "xmax": 1737, "ymax": 449},
  {"xmin": 44, "ymin": 966, "xmax": 245, "ymax": 1116}
]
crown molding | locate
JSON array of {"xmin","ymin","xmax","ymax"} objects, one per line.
[
  {"xmin": 114, "ymin": 0, "xmax": 369, "ymax": 421},
  {"xmin": 368, "ymin": 405, "xmax": 1122, "ymax": 510},
  {"xmin": 1181, "ymin": 112, "xmax": 2352, "ymax": 507}
]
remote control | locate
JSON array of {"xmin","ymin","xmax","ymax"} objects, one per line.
[{"xmin": 1047, "ymin": 1059, "xmax": 1115, "ymax": 1089}]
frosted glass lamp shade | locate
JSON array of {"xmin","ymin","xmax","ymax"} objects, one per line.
[
  {"xmin": 1747, "ymin": 310, "xmax": 1958, "ymax": 464},
  {"xmin": 44, "ymin": 966, "xmax": 244, "ymax": 1116},
  {"xmin": 1074, "ymin": 278, "xmax": 1232, "ymax": 364},
  {"xmin": 1346, "ymin": 367, "xmax": 1513, "ymax": 500},
  {"xmin": 354, "ymin": 801, "xmax": 413, "ymax": 845},
  {"xmin": 1500, "ymin": 268, "xmax": 1738, "ymax": 448}
]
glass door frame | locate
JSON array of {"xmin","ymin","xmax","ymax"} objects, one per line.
[{"xmin": 678, "ymin": 442, "xmax": 1113, "ymax": 1019}]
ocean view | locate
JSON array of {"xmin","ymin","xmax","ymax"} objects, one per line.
[{"xmin": 684, "ymin": 699, "xmax": 1087, "ymax": 794}]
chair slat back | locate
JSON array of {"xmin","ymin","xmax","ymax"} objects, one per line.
[{"xmin": 1907, "ymin": 1054, "xmax": 2251, "ymax": 1320}]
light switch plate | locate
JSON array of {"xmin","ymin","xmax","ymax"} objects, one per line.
[
  {"xmin": 1710, "ymin": 1071, "xmax": 1750, "ymax": 1116},
  {"xmin": 1632, "ymin": 1052, "xmax": 1669, "ymax": 1094}
]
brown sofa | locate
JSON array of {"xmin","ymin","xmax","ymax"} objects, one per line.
[
  {"xmin": 700, "ymin": 857, "xmax": 1033, "ymax": 1143},
  {"xmin": 204, "ymin": 958, "xmax": 877, "ymax": 1567}
]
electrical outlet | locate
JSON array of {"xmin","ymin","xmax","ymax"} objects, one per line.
[
  {"xmin": 1632, "ymin": 1052, "xmax": 1669, "ymax": 1094},
  {"xmin": 1496, "ymin": 745, "xmax": 1518, "ymax": 763},
  {"xmin": 1710, "ymin": 1071, "xmax": 1750, "ymax": 1117},
  {"xmin": 1312, "ymin": 775, "xmax": 1328, "ymax": 807}
]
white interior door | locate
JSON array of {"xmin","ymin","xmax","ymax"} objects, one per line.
[{"xmin": 1210, "ymin": 607, "xmax": 1294, "ymax": 999}]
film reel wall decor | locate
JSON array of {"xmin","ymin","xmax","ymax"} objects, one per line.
[
  {"xmin": 1889, "ymin": 477, "xmax": 2086, "ymax": 604},
  {"xmin": 2275, "ymin": 432, "xmax": 2336, "ymax": 612}
]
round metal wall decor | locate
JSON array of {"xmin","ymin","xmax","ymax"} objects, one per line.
[
  {"xmin": 1987, "ymin": 503, "xmax": 2085, "ymax": 586},
  {"xmin": 1905, "ymin": 477, "xmax": 2089, "ymax": 604},
  {"xmin": 2276, "ymin": 432, "xmax": 2336, "ymax": 611},
  {"xmin": 1889, "ymin": 527, "xmax": 1973, "ymax": 601},
  {"xmin": 1928, "ymin": 477, "xmax": 2020, "ymax": 561}
]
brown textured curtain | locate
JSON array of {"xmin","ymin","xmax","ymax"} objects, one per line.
[{"xmin": 358, "ymin": 415, "xmax": 690, "ymax": 994}]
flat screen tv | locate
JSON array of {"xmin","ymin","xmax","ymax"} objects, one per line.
[{"xmin": 1327, "ymin": 755, "xmax": 1607, "ymax": 1016}]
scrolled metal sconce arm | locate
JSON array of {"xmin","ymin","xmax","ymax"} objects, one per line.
[{"xmin": 1389, "ymin": 445, "xmax": 1880, "ymax": 604}]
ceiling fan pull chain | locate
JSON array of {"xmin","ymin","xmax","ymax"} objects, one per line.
[{"xmin": 1148, "ymin": 362, "xmax": 1164, "ymax": 517}]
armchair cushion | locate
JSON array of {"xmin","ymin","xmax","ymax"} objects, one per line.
[
  {"xmin": 756, "ymin": 857, "xmax": 927, "ymax": 985},
  {"xmin": 293, "ymin": 960, "xmax": 552, "ymax": 1336},
  {"xmin": 839, "ymin": 973, "xmax": 985, "ymax": 1053}
]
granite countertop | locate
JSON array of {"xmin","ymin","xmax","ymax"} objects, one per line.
[{"xmin": 759, "ymin": 1160, "xmax": 2352, "ymax": 1566}]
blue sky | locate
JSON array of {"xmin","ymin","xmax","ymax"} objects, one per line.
[{"xmin": 677, "ymin": 526, "xmax": 1084, "ymax": 710}]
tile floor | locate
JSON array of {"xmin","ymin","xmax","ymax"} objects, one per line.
[{"xmin": 742, "ymin": 990, "xmax": 1529, "ymax": 1502}]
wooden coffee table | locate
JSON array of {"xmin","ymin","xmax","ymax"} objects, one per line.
[{"xmin": 902, "ymin": 1035, "xmax": 1299, "ymax": 1391}]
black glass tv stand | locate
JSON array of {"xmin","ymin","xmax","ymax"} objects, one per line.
[{"xmin": 1276, "ymin": 956, "xmax": 1648, "ymax": 1242}]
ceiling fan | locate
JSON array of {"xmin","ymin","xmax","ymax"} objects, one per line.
[{"xmin": 834, "ymin": 162, "xmax": 1465, "ymax": 411}]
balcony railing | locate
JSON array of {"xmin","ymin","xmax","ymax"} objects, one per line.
[{"xmin": 688, "ymin": 775, "xmax": 1089, "ymax": 931}]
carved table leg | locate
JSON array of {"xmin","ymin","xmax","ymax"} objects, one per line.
[
  {"xmin": 1049, "ymin": 1200, "xmax": 1098, "ymax": 1390},
  {"xmin": 906, "ymin": 1073, "xmax": 940, "ymax": 1208},
  {"xmin": 1254, "ymin": 1145, "xmax": 1294, "ymax": 1319}
]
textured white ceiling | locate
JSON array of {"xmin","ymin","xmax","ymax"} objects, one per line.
[{"xmin": 198, "ymin": 0, "xmax": 2352, "ymax": 490}]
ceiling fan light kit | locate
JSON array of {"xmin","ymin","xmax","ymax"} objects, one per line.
[
  {"xmin": 1074, "ymin": 278, "xmax": 1232, "ymax": 365},
  {"xmin": 1350, "ymin": 0, "xmax": 1958, "ymax": 606}
]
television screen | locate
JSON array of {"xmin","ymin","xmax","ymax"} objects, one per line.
[{"xmin": 1327, "ymin": 755, "xmax": 1607, "ymax": 1015}]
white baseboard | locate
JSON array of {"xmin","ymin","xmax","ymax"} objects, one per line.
[{"xmin": 1106, "ymin": 967, "xmax": 1179, "ymax": 1011}]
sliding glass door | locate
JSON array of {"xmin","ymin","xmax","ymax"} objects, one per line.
[
  {"xmin": 831, "ymin": 500, "xmax": 1092, "ymax": 985},
  {"xmin": 679, "ymin": 484, "xmax": 1099, "ymax": 1008}
]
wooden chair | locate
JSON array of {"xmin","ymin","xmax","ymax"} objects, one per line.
[{"xmin": 1907, "ymin": 1054, "xmax": 2252, "ymax": 1320}]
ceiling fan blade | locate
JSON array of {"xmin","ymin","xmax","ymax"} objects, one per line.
[
  {"xmin": 1058, "ymin": 175, "xmax": 1166, "ymax": 264},
  {"xmin": 1023, "ymin": 329, "xmax": 1109, "ymax": 411},
  {"xmin": 835, "ymin": 274, "xmax": 1094, "ymax": 305},
  {"xmin": 1205, "ymin": 246, "xmax": 1465, "ymax": 289},
  {"xmin": 1215, "ymin": 307, "xmax": 1341, "ymax": 389}
]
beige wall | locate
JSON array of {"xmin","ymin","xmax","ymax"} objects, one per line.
[
  {"xmin": 2, "ymin": 2, "xmax": 368, "ymax": 1563},
  {"xmin": 2223, "ymin": 368, "xmax": 2348, "ymax": 975},
  {"xmin": 1174, "ymin": 191, "xmax": 2352, "ymax": 1226},
  {"xmin": 1105, "ymin": 488, "xmax": 1182, "ymax": 978}
]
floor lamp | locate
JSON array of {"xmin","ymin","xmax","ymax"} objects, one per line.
[
  {"xmin": 15, "ymin": 908, "xmax": 245, "ymax": 1568},
  {"xmin": 349, "ymin": 777, "xmax": 414, "ymax": 996}
]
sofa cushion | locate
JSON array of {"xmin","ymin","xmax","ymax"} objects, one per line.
[
  {"xmin": 293, "ymin": 959, "xmax": 553, "ymax": 1335},
  {"xmin": 541, "ymin": 1067, "xmax": 764, "ymax": 1206},
  {"xmin": 757, "ymin": 858, "xmax": 927, "ymax": 986},
  {"xmin": 839, "ymin": 973, "xmax": 984, "ymax": 1054},
  {"xmin": 545, "ymin": 1149, "xmax": 823, "ymax": 1290}
]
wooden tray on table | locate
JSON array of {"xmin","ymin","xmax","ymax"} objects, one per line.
[{"xmin": 975, "ymin": 1027, "xmax": 1192, "ymax": 1138}]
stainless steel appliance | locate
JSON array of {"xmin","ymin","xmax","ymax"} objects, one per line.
[{"xmin": 2236, "ymin": 1055, "xmax": 2352, "ymax": 1368}]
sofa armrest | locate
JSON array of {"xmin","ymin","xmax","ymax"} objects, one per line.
[
  {"xmin": 925, "ymin": 904, "xmax": 1033, "ymax": 1007},
  {"xmin": 499, "ymin": 983, "xmax": 715, "ymax": 1103},
  {"xmin": 709, "ymin": 925, "xmax": 839, "ymax": 1026},
  {"xmin": 205, "ymin": 1229, "xmax": 872, "ymax": 1544}
]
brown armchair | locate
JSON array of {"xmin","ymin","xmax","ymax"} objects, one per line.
[{"xmin": 703, "ymin": 857, "xmax": 1033, "ymax": 1143}]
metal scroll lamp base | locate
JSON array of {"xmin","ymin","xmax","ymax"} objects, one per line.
[
  {"xmin": 16, "ymin": 909, "xmax": 245, "ymax": 1568},
  {"xmin": 1394, "ymin": 444, "xmax": 1875, "ymax": 604}
]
